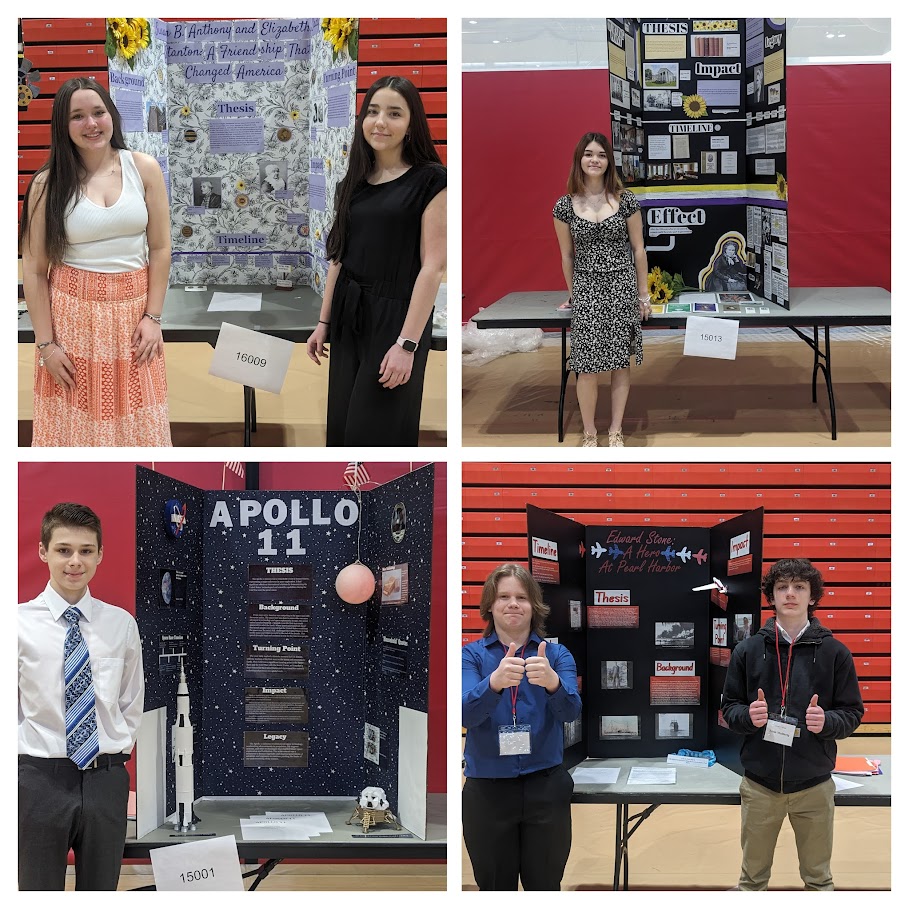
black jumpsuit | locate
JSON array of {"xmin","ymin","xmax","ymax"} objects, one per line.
[{"xmin": 326, "ymin": 162, "xmax": 447, "ymax": 446}]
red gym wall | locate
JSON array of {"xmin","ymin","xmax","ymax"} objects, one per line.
[
  {"xmin": 463, "ymin": 64, "xmax": 891, "ymax": 320},
  {"xmin": 462, "ymin": 463, "xmax": 890, "ymax": 732},
  {"xmin": 19, "ymin": 461, "xmax": 447, "ymax": 794}
]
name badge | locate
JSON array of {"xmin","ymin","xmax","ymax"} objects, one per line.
[
  {"xmin": 498, "ymin": 724, "xmax": 531, "ymax": 756},
  {"xmin": 764, "ymin": 717, "xmax": 796, "ymax": 747}
]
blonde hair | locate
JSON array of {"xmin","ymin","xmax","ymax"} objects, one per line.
[{"xmin": 478, "ymin": 563, "xmax": 550, "ymax": 638}]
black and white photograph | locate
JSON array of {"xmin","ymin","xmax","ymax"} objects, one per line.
[
  {"xmin": 734, "ymin": 613, "xmax": 754, "ymax": 643},
  {"xmin": 260, "ymin": 160, "xmax": 288, "ymax": 194},
  {"xmin": 600, "ymin": 715, "xmax": 641, "ymax": 741},
  {"xmin": 602, "ymin": 660, "xmax": 633, "ymax": 690},
  {"xmin": 193, "ymin": 175, "xmax": 222, "ymax": 208},
  {"xmin": 563, "ymin": 715, "xmax": 583, "ymax": 748},
  {"xmin": 655, "ymin": 622, "xmax": 695, "ymax": 649},
  {"xmin": 643, "ymin": 89, "xmax": 671, "ymax": 111},
  {"xmin": 750, "ymin": 63, "xmax": 764, "ymax": 103},
  {"xmin": 656, "ymin": 713, "xmax": 694, "ymax": 739},
  {"xmin": 610, "ymin": 72, "xmax": 630, "ymax": 108}
]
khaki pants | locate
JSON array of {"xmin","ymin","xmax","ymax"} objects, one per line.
[{"xmin": 738, "ymin": 775, "xmax": 836, "ymax": 891}]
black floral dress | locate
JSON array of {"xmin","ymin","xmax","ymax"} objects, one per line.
[{"xmin": 553, "ymin": 189, "xmax": 643, "ymax": 373}]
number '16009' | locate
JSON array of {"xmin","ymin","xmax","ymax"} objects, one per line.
[{"xmin": 237, "ymin": 352, "xmax": 267, "ymax": 366}]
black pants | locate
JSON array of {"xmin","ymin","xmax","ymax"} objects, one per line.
[
  {"xmin": 18, "ymin": 755, "xmax": 130, "ymax": 891},
  {"xmin": 326, "ymin": 270, "xmax": 431, "ymax": 446},
  {"xmin": 462, "ymin": 766, "xmax": 574, "ymax": 890}
]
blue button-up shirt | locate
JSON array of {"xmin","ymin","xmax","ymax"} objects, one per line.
[{"xmin": 462, "ymin": 631, "xmax": 582, "ymax": 778}]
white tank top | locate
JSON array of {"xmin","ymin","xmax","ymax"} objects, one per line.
[{"xmin": 64, "ymin": 149, "xmax": 149, "ymax": 273}]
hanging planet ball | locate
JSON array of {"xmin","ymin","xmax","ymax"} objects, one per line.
[
  {"xmin": 184, "ymin": 129, "xmax": 197, "ymax": 142},
  {"xmin": 335, "ymin": 563, "xmax": 376, "ymax": 604}
]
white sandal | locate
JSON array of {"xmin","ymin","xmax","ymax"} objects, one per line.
[
  {"xmin": 608, "ymin": 430, "xmax": 625, "ymax": 448},
  {"xmin": 581, "ymin": 432, "xmax": 598, "ymax": 448}
]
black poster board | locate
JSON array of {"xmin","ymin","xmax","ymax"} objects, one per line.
[
  {"xmin": 525, "ymin": 506, "xmax": 764, "ymax": 766},
  {"xmin": 607, "ymin": 17, "xmax": 789, "ymax": 307},
  {"xmin": 135, "ymin": 464, "xmax": 434, "ymax": 817},
  {"xmin": 708, "ymin": 507, "xmax": 764, "ymax": 772},
  {"xmin": 585, "ymin": 525, "xmax": 710, "ymax": 758},
  {"xmin": 526, "ymin": 504, "xmax": 587, "ymax": 765}
]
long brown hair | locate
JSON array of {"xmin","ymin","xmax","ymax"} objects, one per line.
[
  {"xmin": 566, "ymin": 131, "xmax": 624, "ymax": 200},
  {"xmin": 325, "ymin": 75, "xmax": 444, "ymax": 263},
  {"xmin": 19, "ymin": 78, "xmax": 128, "ymax": 264},
  {"xmin": 478, "ymin": 563, "xmax": 550, "ymax": 639}
]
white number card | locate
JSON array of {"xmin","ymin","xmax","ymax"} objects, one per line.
[
  {"xmin": 683, "ymin": 315, "xmax": 739, "ymax": 360},
  {"xmin": 150, "ymin": 834, "xmax": 244, "ymax": 891},
  {"xmin": 209, "ymin": 321, "xmax": 294, "ymax": 394}
]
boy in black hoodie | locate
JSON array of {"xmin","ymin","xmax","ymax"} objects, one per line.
[{"xmin": 722, "ymin": 558, "xmax": 864, "ymax": 890}]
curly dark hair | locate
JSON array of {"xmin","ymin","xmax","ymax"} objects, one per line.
[{"xmin": 761, "ymin": 558, "xmax": 824, "ymax": 615}]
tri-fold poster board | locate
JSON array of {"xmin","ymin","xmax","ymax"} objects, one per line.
[
  {"xmin": 133, "ymin": 465, "xmax": 434, "ymax": 839},
  {"xmin": 526, "ymin": 503, "xmax": 764, "ymax": 771},
  {"xmin": 607, "ymin": 17, "xmax": 789, "ymax": 306}
]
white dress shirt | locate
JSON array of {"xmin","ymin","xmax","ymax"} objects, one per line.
[{"xmin": 19, "ymin": 583, "xmax": 144, "ymax": 757}]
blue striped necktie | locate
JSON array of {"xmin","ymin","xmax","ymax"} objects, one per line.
[{"xmin": 63, "ymin": 607, "xmax": 100, "ymax": 769}]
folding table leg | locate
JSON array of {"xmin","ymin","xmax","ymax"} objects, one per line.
[{"xmin": 558, "ymin": 327, "xmax": 569, "ymax": 442}]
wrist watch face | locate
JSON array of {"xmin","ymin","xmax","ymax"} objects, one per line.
[{"xmin": 399, "ymin": 338, "xmax": 417, "ymax": 352}]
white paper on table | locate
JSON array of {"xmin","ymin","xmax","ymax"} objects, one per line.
[
  {"xmin": 832, "ymin": 775, "xmax": 864, "ymax": 792},
  {"xmin": 150, "ymin": 834, "xmax": 244, "ymax": 891},
  {"xmin": 263, "ymin": 811, "xmax": 332, "ymax": 832},
  {"xmin": 247, "ymin": 816, "xmax": 325, "ymax": 836},
  {"xmin": 627, "ymin": 767, "xmax": 677, "ymax": 785},
  {"xmin": 239, "ymin": 819, "xmax": 312, "ymax": 841},
  {"xmin": 207, "ymin": 291, "xmax": 262, "ymax": 312},
  {"xmin": 571, "ymin": 766, "xmax": 621, "ymax": 784},
  {"xmin": 683, "ymin": 315, "xmax": 739, "ymax": 360}
]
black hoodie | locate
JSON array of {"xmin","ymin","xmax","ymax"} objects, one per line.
[{"xmin": 721, "ymin": 616, "xmax": 864, "ymax": 793}]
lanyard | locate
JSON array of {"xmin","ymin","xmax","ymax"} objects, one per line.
[
  {"xmin": 774, "ymin": 622, "xmax": 795, "ymax": 715},
  {"xmin": 502, "ymin": 641, "xmax": 527, "ymax": 725}
]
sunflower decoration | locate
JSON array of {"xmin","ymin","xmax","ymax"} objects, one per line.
[
  {"xmin": 321, "ymin": 17, "xmax": 359, "ymax": 62},
  {"xmin": 647, "ymin": 266, "xmax": 664, "ymax": 298},
  {"xmin": 290, "ymin": 109, "xmax": 301, "ymax": 121},
  {"xmin": 682, "ymin": 94, "xmax": 708, "ymax": 119},
  {"xmin": 106, "ymin": 18, "xmax": 151, "ymax": 70},
  {"xmin": 775, "ymin": 173, "xmax": 788, "ymax": 201},
  {"xmin": 18, "ymin": 57, "xmax": 41, "ymax": 109},
  {"xmin": 652, "ymin": 281, "xmax": 673, "ymax": 305},
  {"xmin": 180, "ymin": 105, "xmax": 191, "ymax": 117},
  {"xmin": 236, "ymin": 180, "xmax": 246, "ymax": 191}
]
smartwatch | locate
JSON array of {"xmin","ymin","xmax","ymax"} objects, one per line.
[{"xmin": 397, "ymin": 336, "xmax": 418, "ymax": 353}]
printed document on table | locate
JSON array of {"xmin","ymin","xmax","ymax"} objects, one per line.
[
  {"xmin": 208, "ymin": 292, "xmax": 263, "ymax": 312},
  {"xmin": 264, "ymin": 811, "xmax": 333, "ymax": 832},
  {"xmin": 627, "ymin": 767, "xmax": 677, "ymax": 784},
  {"xmin": 571, "ymin": 767, "xmax": 621, "ymax": 784},
  {"xmin": 832, "ymin": 775, "xmax": 864, "ymax": 792}
]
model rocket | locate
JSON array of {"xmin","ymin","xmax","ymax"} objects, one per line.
[{"xmin": 172, "ymin": 660, "xmax": 199, "ymax": 831}]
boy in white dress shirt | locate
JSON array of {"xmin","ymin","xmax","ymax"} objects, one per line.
[{"xmin": 18, "ymin": 503, "xmax": 144, "ymax": 890}]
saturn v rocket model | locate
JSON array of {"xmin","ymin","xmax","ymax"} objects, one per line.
[{"xmin": 172, "ymin": 660, "xmax": 199, "ymax": 831}]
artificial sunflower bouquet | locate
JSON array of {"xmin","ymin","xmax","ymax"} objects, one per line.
[
  {"xmin": 321, "ymin": 18, "xmax": 358, "ymax": 61},
  {"xmin": 647, "ymin": 266, "xmax": 698, "ymax": 304},
  {"xmin": 106, "ymin": 18, "xmax": 151, "ymax": 69}
]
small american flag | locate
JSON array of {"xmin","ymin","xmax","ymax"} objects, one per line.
[
  {"xmin": 343, "ymin": 461, "xmax": 370, "ymax": 490},
  {"xmin": 225, "ymin": 461, "xmax": 245, "ymax": 479}
]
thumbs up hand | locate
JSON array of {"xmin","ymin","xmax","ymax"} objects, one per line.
[
  {"xmin": 749, "ymin": 687, "xmax": 769, "ymax": 728},
  {"xmin": 490, "ymin": 641, "xmax": 526, "ymax": 692},
  {"xmin": 525, "ymin": 640, "xmax": 559, "ymax": 692},
  {"xmin": 805, "ymin": 693, "xmax": 825, "ymax": 733}
]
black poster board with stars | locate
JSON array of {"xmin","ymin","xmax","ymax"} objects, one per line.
[
  {"xmin": 524, "ymin": 505, "xmax": 762, "ymax": 766},
  {"xmin": 135, "ymin": 464, "xmax": 433, "ymax": 819}
]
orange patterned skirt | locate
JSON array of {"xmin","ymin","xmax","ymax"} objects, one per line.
[{"xmin": 32, "ymin": 264, "xmax": 172, "ymax": 447}]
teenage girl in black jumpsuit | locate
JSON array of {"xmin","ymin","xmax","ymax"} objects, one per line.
[{"xmin": 306, "ymin": 76, "xmax": 447, "ymax": 446}]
